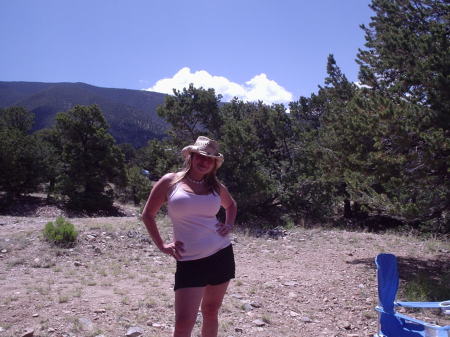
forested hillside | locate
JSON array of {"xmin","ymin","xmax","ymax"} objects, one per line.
[{"xmin": 0, "ymin": 81, "xmax": 168, "ymax": 147}]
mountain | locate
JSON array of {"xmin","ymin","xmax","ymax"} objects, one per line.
[{"xmin": 0, "ymin": 81, "xmax": 168, "ymax": 147}]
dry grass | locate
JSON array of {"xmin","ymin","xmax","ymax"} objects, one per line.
[{"xmin": 0, "ymin": 212, "xmax": 449, "ymax": 337}]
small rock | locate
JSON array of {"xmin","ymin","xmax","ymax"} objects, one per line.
[
  {"xmin": 32, "ymin": 313, "xmax": 39, "ymax": 317},
  {"xmin": 242, "ymin": 303, "xmax": 253, "ymax": 312},
  {"xmin": 78, "ymin": 317, "xmax": 94, "ymax": 331},
  {"xmin": 250, "ymin": 302, "xmax": 262, "ymax": 308},
  {"xmin": 47, "ymin": 328, "xmax": 55, "ymax": 333},
  {"xmin": 94, "ymin": 308, "xmax": 106, "ymax": 313},
  {"xmin": 300, "ymin": 316, "xmax": 312, "ymax": 323},
  {"xmin": 1, "ymin": 249, "xmax": 7, "ymax": 253},
  {"xmin": 151, "ymin": 323, "xmax": 163, "ymax": 328},
  {"xmin": 347, "ymin": 334, "xmax": 359, "ymax": 337},
  {"xmin": 21, "ymin": 328, "xmax": 34, "ymax": 337},
  {"xmin": 0, "ymin": 327, "xmax": 5, "ymax": 332},
  {"xmin": 126, "ymin": 326, "xmax": 144, "ymax": 337},
  {"xmin": 282, "ymin": 281, "xmax": 298, "ymax": 286},
  {"xmin": 339, "ymin": 321, "xmax": 352, "ymax": 330},
  {"xmin": 234, "ymin": 327, "xmax": 243, "ymax": 333},
  {"xmin": 74, "ymin": 261, "xmax": 82, "ymax": 267},
  {"xmin": 288, "ymin": 291, "xmax": 297, "ymax": 298},
  {"xmin": 289, "ymin": 310, "xmax": 299, "ymax": 317},
  {"xmin": 252, "ymin": 319, "xmax": 266, "ymax": 327},
  {"xmin": 94, "ymin": 335, "xmax": 106, "ymax": 337}
]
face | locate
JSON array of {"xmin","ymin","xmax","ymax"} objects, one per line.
[{"xmin": 190, "ymin": 153, "xmax": 216, "ymax": 176}]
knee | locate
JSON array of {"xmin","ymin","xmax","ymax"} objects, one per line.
[{"xmin": 201, "ymin": 302, "xmax": 220, "ymax": 320}]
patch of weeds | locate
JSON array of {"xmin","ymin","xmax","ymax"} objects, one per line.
[
  {"xmin": 64, "ymin": 269, "xmax": 77, "ymax": 277},
  {"xmin": 98, "ymin": 268, "xmax": 108, "ymax": 277},
  {"xmin": 86, "ymin": 281, "xmax": 97, "ymax": 286},
  {"xmin": 92, "ymin": 222, "xmax": 114, "ymax": 231},
  {"xmin": 71, "ymin": 317, "xmax": 82, "ymax": 333},
  {"xmin": 2, "ymin": 295, "xmax": 19, "ymax": 304},
  {"xmin": 141, "ymin": 297, "xmax": 156, "ymax": 309},
  {"xmin": 425, "ymin": 239, "xmax": 444, "ymax": 253},
  {"xmin": 121, "ymin": 295, "xmax": 130, "ymax": 305},
  {"xmin": 235, "ymin": 280, "xmax": 243, "ymax": 286},
  {"xmin": 110, "ymin": 263, "xmax": 122, "ymax": 276},
  {"xmin": 139, "ymin": 277, "xmax": 150, "ymax": 283},
  {"xmin": 43, "ymin": 217, "xmax": 78, "ymax": 247},
  {"xmin": 35, "ymin": 284, "xmax": 51, "ymax": 296},
  {"xmin": 0, "ymin": 322, "xmax": 12, "ymax": 331},
  {"xmin": 73, "ymin": 287, "xmax": 83, "ymax": 298},
  {"xmin": 363, "ymin": 311, "xmax": 376, "ymax": 320},
  {"xmin": 7, "ymin": 257, "xmax": 26, "ymax": 267},
  {"xmin": 100, "ymin": 280, "xmax": 113, "ymax": 287},
  {"xmin": 58, "ymin": 294, "xmax": 70, "ymax": 303},
  {"xmin": 373, "ymin": 243, "xmax": 387, "ymax": 252},
  {"xmin": 53, "ymin": 266, "xmax": 62, "ymax": 273},
  {"xmin": 89, "ymin": 329, "xmax": 104, "ymax": 337},
  {"xmin": 401, "ymin": 272, "xmax": 450, "ymax": 302},
  {"xmin": 262, "ymin": 315, "xmax": 272, "ymax": 324},
  {"xmin": 220, "ymin": 319, "xmax": 232, "ymax": 330},
  {"xmin": 39, "ymin": 318, "xmax": 49, "ymax": 331},
  {"xmin": 113, "ymin": 288, "xmax": 128, "ymax": 296}
]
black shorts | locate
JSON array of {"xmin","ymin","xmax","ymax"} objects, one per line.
[{"xmin": 174, "ymin": 244, "xmax": 235, "ymax": 291}]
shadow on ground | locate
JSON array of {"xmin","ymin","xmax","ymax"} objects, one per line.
[{"xmin": 0, "ymin": 194, "xmax": 128, "ymax": 217}]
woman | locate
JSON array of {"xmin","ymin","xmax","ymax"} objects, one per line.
[{"xmin": 142, "ymin": 136, "xmax": 237, "ymax": 337}]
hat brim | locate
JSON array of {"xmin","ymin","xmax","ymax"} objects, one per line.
[{"xmin": 181, "ymin": 146, "xmax": 224, "ymax": 168}]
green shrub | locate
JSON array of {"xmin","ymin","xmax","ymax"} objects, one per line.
[
  {"xmin": 43, "ymin": 216, "xmax": 78, "ymax": 246},
  {"xmin": 402, "ymin": 272, "xmax": 450, "ymax": 302}
]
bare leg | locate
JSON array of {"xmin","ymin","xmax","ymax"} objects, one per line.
[
  {"xmin": 200, "ymin": 281, "xmax": 230, "ymax": 337},
  {"xmin": 173, "ymin": 287, "xmax": 205, "ymax": 337}
]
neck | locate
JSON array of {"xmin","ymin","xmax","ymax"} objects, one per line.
[{"xmin": 187, "ymin": 171, "xmax": 205, "ymax": 181}]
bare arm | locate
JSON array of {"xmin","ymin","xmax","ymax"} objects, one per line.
[
  {"xmin": 141, "ymin": 173, "xmax": 184, "ymax": 259},
  {"xmin": 217, "ymin": 184, "xmax": 237, "ymax": 236}
]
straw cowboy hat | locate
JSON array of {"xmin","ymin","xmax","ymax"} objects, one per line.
[{"xmin": 181, "ymin": 136, "xmax": 224, "ymax": 168}]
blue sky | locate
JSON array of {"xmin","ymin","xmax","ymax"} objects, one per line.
[{"xmin": 0, "ymin": 0, "xmax": 373, "ymax": 105}]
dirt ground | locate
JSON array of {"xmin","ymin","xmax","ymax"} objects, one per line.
[{"xmin": 0, "ymin": 202, "xmax": 449, "ymax": 337}]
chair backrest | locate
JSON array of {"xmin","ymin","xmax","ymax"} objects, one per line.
[{"xmin": 376, "ymin": 253, "xmax": 399, "ymax": 314}]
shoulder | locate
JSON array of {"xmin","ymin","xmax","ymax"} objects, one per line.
[
  {"xmin": 218, "ymin": 182, "xmax": 229, "ymax": 193},
  {"xmin": 159, "ymin": 172, "xmax": 179, "ymax": 185},
  {"xmin": 152, "ymin": 172, "xmax": 180, "ymax": 192}
]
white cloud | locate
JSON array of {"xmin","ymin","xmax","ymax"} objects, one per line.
[
  {"xmin": 144, "ymin": 67, "xmax": 293, "ymax": 105},
  {"xmin": 354, "ymin": 81, "xmax": 371, "ymax": 89}
]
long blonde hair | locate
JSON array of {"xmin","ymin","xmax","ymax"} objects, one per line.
[{"xmin": 172, "ymin": 153, "xmax": 221, "ymax": 195}]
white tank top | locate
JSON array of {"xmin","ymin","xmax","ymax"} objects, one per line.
[{"xmin": 167, "ymin": 183, "xmax": 231, "ymax": 261}]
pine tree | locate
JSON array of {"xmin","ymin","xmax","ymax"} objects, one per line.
[{"xmin": 53, "ymin": 105, "xmax": 126, "ymax": 211}]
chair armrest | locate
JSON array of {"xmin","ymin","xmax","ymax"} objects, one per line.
[
  {"xmin": 376, "ymin": 307, "xmax": 450, "ymax": 330},
  {"xmin": 395, "ymin": 301, "xmax": 442, "ymax": 308},
  {"xmin": 394, "ymin": 312, "xmax": 450, "ymax": 330}
]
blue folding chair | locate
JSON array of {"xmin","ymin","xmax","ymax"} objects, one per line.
[{"xmin": 375, "ymin": 253, "xmax": 450, "ymax": 337}]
